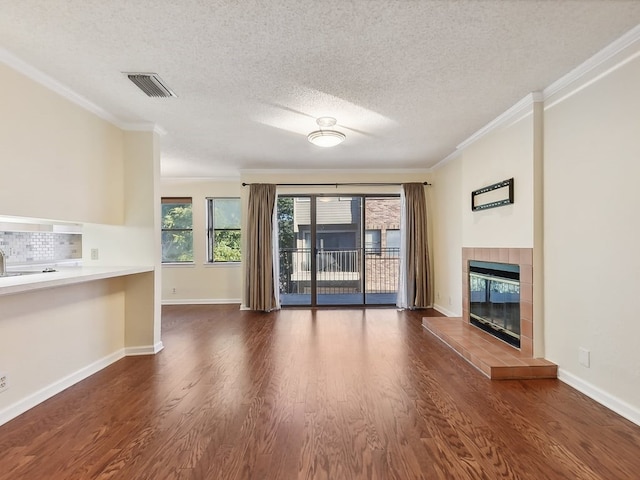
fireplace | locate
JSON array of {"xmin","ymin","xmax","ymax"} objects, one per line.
[
  {"xmin": 469, "ymin": 261, "xmax": 520, "ymax": 348},
  {"xmin": 462, "ymin": 248, "xmax": 534, "ymax": 356}
]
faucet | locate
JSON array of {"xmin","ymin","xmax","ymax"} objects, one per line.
[{"xmin": 0, "ymin": 248, "xmax": 5, "ymax": 276}]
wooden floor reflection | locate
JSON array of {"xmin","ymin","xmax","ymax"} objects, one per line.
[{"xmin": 1, "ymin": 305, "xmax": 639, "ymax": 479}]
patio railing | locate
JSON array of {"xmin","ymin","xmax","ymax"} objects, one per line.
[{"xmin": 279, "ymin": 247, "xmax": 400, "ymax": 295}]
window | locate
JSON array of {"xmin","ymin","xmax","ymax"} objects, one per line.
[
  {"xmin": 365, "ymin": 229, "xmax": 381, "ymax": 254},
  {"xmin": 161, "ymin": 197, "xmax": 193, "ymax": 263},
  {"xmin": 386, "ymin": 229, "xmax": 400, "ymax": 257},
  {"xmin": 207, "ymin": 198, "xmax": 241, "ymax": 262}
]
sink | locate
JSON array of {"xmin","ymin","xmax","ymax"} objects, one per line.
[
  {"xmin": 2, "ymin": 271, "xmax": 42, "ymax": 277},
  {"xmin": 1, "ymin": 269, "xmax": 57, "ymax": 277}
]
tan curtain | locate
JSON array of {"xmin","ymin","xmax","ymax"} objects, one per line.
[
  {"xmin": 397, "ymin": 182, "xmax": 431, "ymax": 309},
  {"xmin": 245, "ymin": 183, "xmax": 279, "ymax": 311}
]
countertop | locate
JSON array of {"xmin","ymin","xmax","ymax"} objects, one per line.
[{"xmin": 0, "ymin": 266, "xmax": 154, "ymax": 297}]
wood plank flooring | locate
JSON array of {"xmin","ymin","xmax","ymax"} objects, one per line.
[{"xmin": 1, "ymin": 305, "xmax": 639, "ymax": 479}]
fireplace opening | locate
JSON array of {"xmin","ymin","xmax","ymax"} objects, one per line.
[{"xmin": 469, "ymin": 260, "xmax": 520, "ymax": 348}]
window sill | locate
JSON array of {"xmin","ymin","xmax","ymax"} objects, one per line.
[
  {"xmin": 204, "ymin": 262, "xmax": 242, "ymax": 268},
  {"xmin": 162, "ymin": 262, "xmax": 196, "ymax": 268}
]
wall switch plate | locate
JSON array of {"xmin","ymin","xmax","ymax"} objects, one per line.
[
  {"xmin": 579, "ymin": 347, "xmax": 590, "ymax": 368},
  {"xmin": 91, "ymin": 248, "xmax": 99, "ymax": 260}
]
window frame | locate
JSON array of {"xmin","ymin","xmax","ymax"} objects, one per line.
[
  {"xmin": 161, "ymin": 197, "xmax": 194, "ymax": 264},
  {"xmin": 364, "ymin": 229, "xmax": 382, "ymax": 255},
  {"xmin": 206, "ymin": 197, "xmax": 242, "ymax": 263}
]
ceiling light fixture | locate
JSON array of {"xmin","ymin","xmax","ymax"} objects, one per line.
[{"xmin": 307, "ymin": 117, "xmax": 345, "ymax": 147}]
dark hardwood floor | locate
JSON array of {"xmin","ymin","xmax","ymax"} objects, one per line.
[{"xmin": 1, "ymin": 305, "xmax": 639, "ymax": 479}]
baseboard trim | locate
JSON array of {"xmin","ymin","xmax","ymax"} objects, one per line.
[
  {"xmin": 558, "ymin": 368, "xmax": 640, "ymax": 427},
  {"xmin": 432, "ymin": 303, "xmax": 459, "ymax": 318},
  {"xmin": 125, "ymin": 341, "xmax": 164, "ymax": 356},
  {"xmin": 0, "ymin": 349, "xmax": 126, "ymax": 427},
  {"xmin": 162, "ymin": 298, "xmax": 241, "ymax": 305}
]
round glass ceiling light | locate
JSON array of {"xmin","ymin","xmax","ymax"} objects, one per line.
[{"xmin": 307, "ymin": 117, "xmax": 346, "ymax": 147}]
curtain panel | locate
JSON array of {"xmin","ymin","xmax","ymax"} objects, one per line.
[
  {"xmin": 397, "ymin": 182, "xmax": 431, "ymax": 309},
  {"xmin": 245, "ymin": 183, "xmax": 279, "ymax": 311}
]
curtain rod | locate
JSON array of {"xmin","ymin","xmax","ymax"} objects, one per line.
[{"xmin": 241, "ymin": 181, "xmax": 432, "ymax": 187}]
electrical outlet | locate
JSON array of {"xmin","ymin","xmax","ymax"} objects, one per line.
[
  {"xmin": 579, "ymin": 347, "xmax": 590, "ymax": 368},
  {"xmin": 437, "ymin": 291, "xmax": 441, "ymax": 300},
  {"xmin": 171, "ymin": 287, "xmax": 177, "ymax": 294},
  {"xmin": 91, "ymin": 248, "xmax": 99, "ymax": 260},
  {"xmin": 0, "ymin": 373, "xmax": 8, "ymax": 394},
  {"xmin": 448, "ymin": 296, "xmax": 452, "ymax": 306}
]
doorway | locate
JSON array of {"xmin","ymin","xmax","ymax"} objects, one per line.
[{"xmin": 277, "ymin": 195, "xmax": 401, "ymax": 307}]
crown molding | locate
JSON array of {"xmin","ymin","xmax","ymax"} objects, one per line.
[
  {"xmin": 0, "ymin": 48, "xmax": 161, "ymax": 134},
  {"xmin": 239, "ymin": 168, "xmax": 432, "ymax": 176},
  {"xmin": 161, "ymin": 175, "xmax": 241, "ymax": 182},
  {"xmin": 429, "ymin": 149, "xmax": 462, "ymax": 172},
  {"xmin": 456, "ymin": 92, "xmax": 542, "ymax": 152},
  {"xmin": 543, "ymin": 24, "xmax": 640, "ymax": 100}
]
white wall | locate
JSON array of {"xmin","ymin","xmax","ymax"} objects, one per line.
[
  {"xmin": 161, "ymin": 178, "xmax": 243, "ymax": 303},
  {"xmin": 544, "ymin": 42, "xmax": 640, "ymax": 421}
]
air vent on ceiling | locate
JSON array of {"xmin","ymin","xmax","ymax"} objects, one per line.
[{"xmin": 125, "ymin": 72, "xmax": 177, "ymax": 98}]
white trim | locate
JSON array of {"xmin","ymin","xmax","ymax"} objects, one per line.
[
  {"xmin": 432, "ymin": 25, "xmax": 640, "ymax": 170},
  {"xmin": 161, "ymin": 175, "xmax": 241, "ymax": 182},
  {"xmin": 456, "ymin": 92, "xmax": 542, "ymax": 151},
  {"xmin": 543, "ymin": 49, "xmax": 640, "ymax": 110},
  {"xmin": 543, "ymin": 24, "xmax": 640, "ymax": 101},
  {"xmin": 432, "ymin": 303, "xmax": 459, "ymax": 318},
  {"xmin": 0, "ymin": 48, "xmax": 159, "ymax": 133},
  {"xmin": 240, "ymin": 168, "xmax": 432, "ymax": 176},
  {"xmin": 429, "ymin": 149, "xmax": 461, "ymax": 172},
  {"xmin": 0, "ymin": 349, "xmax": 125, "ymax": 427},
  {"xmin": 558, "ymin": 368, "xmax": 640, "ymax": 427},
  {"xmin": 162, "ymin": 298, "xmax": 241, "ymax": 305},
  {"xmin": 125, "ymin": 341, "xmax": 164, "ymax": 356}
]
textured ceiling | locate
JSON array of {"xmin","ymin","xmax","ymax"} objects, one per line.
[{"xmin": 1, "ymin": 1, "xmax": 639, "ymax": 177}]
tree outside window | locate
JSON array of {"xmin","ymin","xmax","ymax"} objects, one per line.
[
  {"xmin": 207, "ymin": 198, "xmax": 241, "ymax": 262},
  {"xmin": 161, "ymin": 198, "xmax": 193, "ymax": 262}
]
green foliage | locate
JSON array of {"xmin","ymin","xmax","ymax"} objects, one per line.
[
  {"xmin": 214, "ymin": 230, "xmax": 241, "ymax": 262},
  {"xmin": 277, "ymin": 197, "xmax": 294, "ymax": 247},
  {"xmin": 277, "ymin": 197, "xmax": 295, "ymax": 290},
  {"xmin": 162, "ymin": 203, "xmax": 194, "ymax": 262}
]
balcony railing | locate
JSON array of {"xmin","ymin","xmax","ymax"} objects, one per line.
[{"xmin": 279, "ymin": 247, "xmax": 400, "ymax": 295}]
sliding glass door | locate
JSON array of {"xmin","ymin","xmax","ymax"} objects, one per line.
[{"xmin": 277, "ymin": 195, "xmax": 400, "ymax": 307}]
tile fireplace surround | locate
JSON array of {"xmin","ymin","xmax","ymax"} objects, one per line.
[
  {"xmin": 462, "ymin": 247, "xmax": 533, "ymax": 356},
  {"xmin": 423, "ymin": 247, "xmax": 557, "ymax": 379}
]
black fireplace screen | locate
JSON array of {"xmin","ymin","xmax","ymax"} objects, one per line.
[{"xmin": 469, "ymin": 260, "xmax": 520, "ymax": 348}]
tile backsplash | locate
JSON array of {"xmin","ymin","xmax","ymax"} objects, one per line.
[{"xmin": 0, "ymin": 231, "xmax": 82, "ymax": 264}]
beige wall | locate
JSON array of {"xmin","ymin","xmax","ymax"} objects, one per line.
[
  {"xmin": 544, "ymin": 43, "xmax": 640, "ymax": 417},
  {"xmin": 431, "ymin": 156, "xmax": 463, "ymax": 316},
  {"xmin": 161, "ymin": 178, "xmax": 243, "ymax": 303},
  {"xmin": 0, "ymin": 61, "xmax": 160, "ymax": 424},
  {"xmin": 461, "ymin": 109, "xmax": 536, "ymax": 248},
  {"xmin": 430, "ymin": 36, "xmax": 640, "ymax": 422},
  {"xmin": 0, "ymin": 280, "xmax": 125, "ymax": 418},
  {"xmin": 0, "ymin": 63, "xmax": 124, "ymax": 224},
  {"xmin": 431, "ymin": 104, "xmax": 539, "ymax": 317}
]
